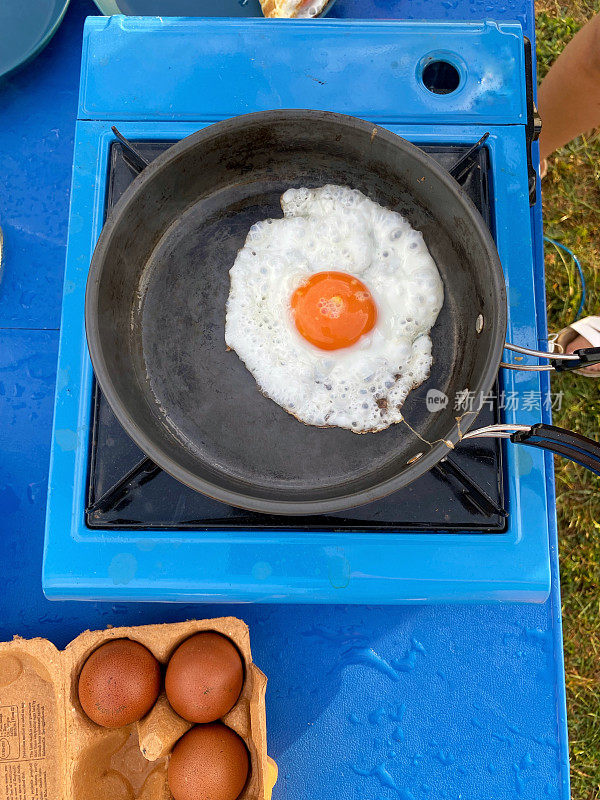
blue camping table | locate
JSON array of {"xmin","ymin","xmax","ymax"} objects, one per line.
[{"xmin": 0, "ymin": 2, "xmax": 569, "ymax": 798}]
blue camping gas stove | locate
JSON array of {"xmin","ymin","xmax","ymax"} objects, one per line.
[{"xmin": 44, "ymin": 18, "xmax": 552, "ymax": 604}]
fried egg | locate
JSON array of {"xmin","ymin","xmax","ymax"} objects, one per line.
[{"xmin": 225, "ymin": 185, "xmax": 444, "ymax": 433}]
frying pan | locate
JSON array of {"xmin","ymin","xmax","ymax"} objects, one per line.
[{"xmin": 85, "ymin": 110, "xmax": 600, "ymax": 515}]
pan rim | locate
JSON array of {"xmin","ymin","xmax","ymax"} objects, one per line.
[{"xmin": 85, "ymin": 109, "xmax": 507, "ymax": 516}]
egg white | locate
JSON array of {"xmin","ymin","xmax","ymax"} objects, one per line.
[{"xmin": 225, "ymin": 185, "xmax": 444, "ymax": 433}]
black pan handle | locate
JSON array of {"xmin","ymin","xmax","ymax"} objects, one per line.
[
  {"xmin": 463, "ymin": 423, "xmax": 600, "ymax": 475},
  {"xmin": 554, "ymin": 346, "xmax": 600, "ymax": 372},
  {"xmin": 510, "ymin": 424, "xmax": 600, "ymax": 474}
]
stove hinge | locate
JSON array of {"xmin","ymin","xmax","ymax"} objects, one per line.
[{"xmin": 524, "ymin": 36, "xmax": 543, "ymax": 206}]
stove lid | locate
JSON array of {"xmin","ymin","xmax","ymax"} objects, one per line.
[{"xmin": 79, "ymin": 17, "xmax": 528, "ymax": 124}]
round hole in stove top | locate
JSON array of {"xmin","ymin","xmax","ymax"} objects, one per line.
[{"xmin": 422, "ymin": 59, "xmax": 461, "ymax": 95}]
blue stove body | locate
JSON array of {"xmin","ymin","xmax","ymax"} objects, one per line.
[
  {"xmin": 0, "ymin": 2, "xmax": 571, "ymax": 798},
  {"xmin": 43, "ymin": 18, "xmax": 552, "ymax": 605}
]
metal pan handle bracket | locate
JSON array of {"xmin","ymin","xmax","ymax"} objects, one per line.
[
  {"xmin": 501, "ymin": 342, "xmax": 600, "ymax": 372},
  {"xmin": 463, "ymin": 423, "xmax": 600, "ymax": 476}
]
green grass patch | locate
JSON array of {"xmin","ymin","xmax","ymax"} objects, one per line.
[{"xmin": 537, "ymin": 5, "xmax": 600, "ymax": 797}]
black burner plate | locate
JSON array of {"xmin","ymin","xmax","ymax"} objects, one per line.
[{"xmin": 86, "ymin": 140, "xmax": 506, "ymax": 531}]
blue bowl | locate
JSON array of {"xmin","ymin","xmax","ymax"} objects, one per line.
[{"xmin": 0, "ymin": 0, "xmax": 70, "ymax": 79}]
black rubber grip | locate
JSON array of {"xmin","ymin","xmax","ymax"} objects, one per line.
[
  {"xmin": 554, "ymin": 346, "xmax": 600, "ymax": 372},
  {"xmin": 511, "ymin": 423, "xmax": 600, "ymax": 475}
]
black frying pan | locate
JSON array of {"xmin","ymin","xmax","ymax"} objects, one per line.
[{"xmin": 85, "ymin": 111, "xmax": 600, "ymax": 515}]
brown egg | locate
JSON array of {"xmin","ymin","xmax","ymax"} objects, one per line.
[
  {"xmin": 78, "ymin": 639, "xmax": 161, "ymax": 727},
  {"xmin": 168, "ymin": 723, "xmax": 249, "ymax": 800},
  {"xmin": 165, "ymin": 632, "xmax": 244, "ymax": 723}
]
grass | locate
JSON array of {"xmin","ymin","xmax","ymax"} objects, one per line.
[{"xmin": 536, "ymin": 4, "xmax": 600, "ymax": 797}]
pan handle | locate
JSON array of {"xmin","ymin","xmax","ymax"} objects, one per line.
[
  {"xmin": 463, "ymin": 423, "xmax": 600, "ymax": 476},
  {"xmin": 501, "ymin": 342, "xmax": 600, "ymax": 372}
]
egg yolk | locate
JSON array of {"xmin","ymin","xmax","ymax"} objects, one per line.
[{"xmin": 291, "ymin": 271, "xmax": 378, "ymax": 351}]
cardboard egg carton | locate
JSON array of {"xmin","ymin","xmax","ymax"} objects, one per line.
[{"xmin": 0, "ymin": 617, "xmax": 277, "ymax": 800}]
